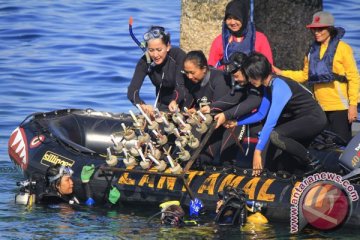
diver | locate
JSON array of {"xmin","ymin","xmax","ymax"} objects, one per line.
[
  {"xmin": 37, "ymin": 164, "xmax": 79, "ymax": 205},
  {"xmin": 148, "ymin": 200, "xmax": 200, "ymax": 227},
  {"xmin": 215, "ymin": 186, "xmax": 268, "ymax": 226},
  {"xmin": 15, "ymin": 164, "xmax": 79, "ymax": 206}
]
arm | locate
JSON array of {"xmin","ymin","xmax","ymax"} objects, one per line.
[
  {"xmin": 280, "ymin": 56, "xmax": 309, "ymax": 83},
  {"xmin": 237, "ymin": 89, "xmax": 270, "ymax": 125},
  {"xmin": 209, "ymin": 87, "xmax": 245, "ymax": 113},
  {"xmin": 223, "ymin": 87, "xmax": 262, "ymax": 120},
  {"xmin": 256, "ymin": 79, "xmax": 292, "ymax": 151},
  {"xmin": 255, "ymin": 32, "xmax": 274, "ymax": 65},
  {"xmin": 127, "ymin": 57, "xmax": 148, "ymax": 105},
  {"xmin": 208, "ymin": 35, "xmax": 223, "ymax": 68},
  {"xmin": 172, "ymin": 48, "xmax": 187, "ymax": 105},
  {"xmin": 339, "ymin": 42, "xmax": 360, "ymax": 110}
]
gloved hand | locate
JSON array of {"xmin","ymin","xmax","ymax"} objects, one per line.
[
  {"xmin": 81, "ymin": 164, "xmax": 95, "ymax": 183},
  {"xmin": 190, "ymin": 198, "xmax": 203, "ymax": 217},
  {"xmin": 108, "ymin": 186, "xmax": 121, "ymax": 205}
]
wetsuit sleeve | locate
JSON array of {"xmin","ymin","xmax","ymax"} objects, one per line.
[
  {"xmin": 172, "ymin": 48, "xmax": 187, "ymax": 104},
  {"xmin": 281, "ymin": 56, "xmax": 309, "ymax": 83},
  {"xmin": 211, "ymin": 72, "xmax": 232, "ymax": 102},
  {"xmin": 127, "ymin": 57, "xmax": 148, "ymax": 105},
  {"xmin": 237, "ymin": 90, "xmax": 270, "ymax": 125},
  {"xmin": 223, "ymin": 93, "xmax": 262, "ymax": 120},
  {"xmin": 256, "ymin": 79, "xmax": 292, "ymax": 151},
  {"xmin": 255, "ymin": 31, "xmax": 274, "ymax": 65},
  {"xmin": 210, "ymin": 88, "xmax": 245, "ymax": 113},
  {"xmin": 208, "ymin": 35, "xmax": 224, "ymax": 69}
]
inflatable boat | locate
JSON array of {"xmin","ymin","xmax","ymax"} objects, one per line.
[{"xmin": 8, "ymin": 108, "xmax": 360, "ymax": 230}]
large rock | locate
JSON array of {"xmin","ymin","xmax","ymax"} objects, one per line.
[
  {"xmin": 180, "ymin": 0, "xmax": 322, "ymax": 69},
  {"xmin": 254, "ymin": 0, "xmax": 322, "ymax": 69}
]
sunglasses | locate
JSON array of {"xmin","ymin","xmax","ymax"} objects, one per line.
[{"xmin": 143, "ymin": 27, "xmax": 165, "ymax": 41}]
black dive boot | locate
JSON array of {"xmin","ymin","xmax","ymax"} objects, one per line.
[{"xmin": 304, "ymin": 152, "xmax": 323, "ymax": 176}]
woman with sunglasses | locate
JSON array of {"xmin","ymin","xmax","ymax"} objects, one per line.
[
  {"xmin": 128, "ymin": 26, "xmax": 187, "ymax": 116},
  {"xmin": 36, "ymin": 164, "xmax": 79, "ymax": 205},
  {"xmin": 273, "ymin": 11, "xmax": 359, "ymax": 144}
]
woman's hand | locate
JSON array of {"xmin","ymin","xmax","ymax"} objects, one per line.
[
  {"xmin": 200, "ymin": 105, "xmax": 210, "ymax": 114},
  {"xmin": 223, "ymin": 120, "xmax": 237, "ymax": 128},
  {"xmin": 214, "ymin": 113, "xmax": 226, "ymax": 129},
  {"xmin": 348, "ymin": 105, "xmax": 358, "ymax": 123},
  {"xmin": 141, "ymin": 104, "xmax": 154, "ymax": 117},
  {"xmin": 252, "ymin": 149, "xmax": 263, "ymax": 176},
  {"xmin": 272, "ymin": 65, "xmax": 282, "ymax": 75},
  {"xmin": 168, "ymin": 100, "xmax": 178, "ymax": 112}
]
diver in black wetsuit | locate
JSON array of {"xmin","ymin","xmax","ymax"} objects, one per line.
[
  {"xmin": 202, "ymin": 52, "xmax": 265, "ymax": 166},
  {"xmin": 127, "ymin": 26, "xmax": 187, "ymax": 115},
  {"xmin": 36, "ymin": 164, "xmax": 79, "ymax": 205}
]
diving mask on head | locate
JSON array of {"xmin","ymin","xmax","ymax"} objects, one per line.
[
  {"xmin": 48, "ymin": 165, "xmax": 74, "ymax": 183},
  {"xmin": 143, "ymin": 27, "xmax": 165, "ymax": 41},
  {"xmin": 225, "ymin": 60, "xmax": 242, "ymax": 74}
]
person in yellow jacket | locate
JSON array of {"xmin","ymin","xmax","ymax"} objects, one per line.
[{"xmin": 274, "ymin": 11, "xmax": 359, "ymax": 144}]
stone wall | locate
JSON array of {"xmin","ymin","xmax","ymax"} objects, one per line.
[{"xmin": 180, "ymin": 0, "xmax": 322, "ymax": 69}]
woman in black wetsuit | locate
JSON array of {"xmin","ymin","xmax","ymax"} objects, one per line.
[
  {"xmin": 181, "ymin": 50, "xmax": 231, "ymax": 111},
  {"xmin": 243, "ymin": 53, "xmax": 327, "ymax": 176},
  {"xmin": 37, "ymin": 164, "xmax": 79, "ymax": 205},
  {"xmin": 127, "ymin": 26, "xmax": 187, "ymax": 115}
]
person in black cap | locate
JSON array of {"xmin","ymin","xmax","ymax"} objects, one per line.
[{"xmin": 208, "ymin": 0, "xmax": 273, "ymax": 69}]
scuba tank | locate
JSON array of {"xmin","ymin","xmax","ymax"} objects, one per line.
[{"xmin": 15, "ymin": 179, "xmax": 37, "ymax": 206}]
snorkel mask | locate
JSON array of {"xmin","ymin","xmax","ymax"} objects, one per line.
[
  {"xmin": 159, "ymin": 201, "xmax": 185, "ymax": 226},
  {"xmin": 48, "ymin": 165, "xmax": 74, "ymax": 184},
  {"xmin": 143, "ymin": 26, "xmax": 166, "ymax": 41},
  {"xmin": 215, "ymin": 187, "xmax": 248, "ymax": 226}
]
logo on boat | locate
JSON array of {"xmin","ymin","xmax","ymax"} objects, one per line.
[
  {"xmin": 8, "ymin": 127, "xmax": 28, "ymax": 170},
  {"xmin": 290, "ymin": 173, "xmax": 359, "ymax": 233},
  {"xmin": 30, "ymin": 135, "xmax": 45, "ymax": 149},
  {"xmin": 40, "ymin": 151, "xmax": 75, "ymax": 167}
]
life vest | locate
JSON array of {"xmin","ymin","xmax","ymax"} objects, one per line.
[
  {"xmin": 220, "ymin": 21, "xmax": 256, "ymax": 66},
  {"xmin": 308, "ymin": 27, "xmax": 347, "ymax": 84}
]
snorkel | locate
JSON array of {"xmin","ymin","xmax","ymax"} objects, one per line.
[
  {"xmin": 129, "ymin": 16, "xmax": 146, "ymax": 52},
  {"xmin": 128, "ymin": 17, "xmax": 156, "ymax": 72}
]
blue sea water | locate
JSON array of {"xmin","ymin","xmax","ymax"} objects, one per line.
[{"xmin": 0, "ymin": 0, "xmax": 360, "ymax": 239}]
